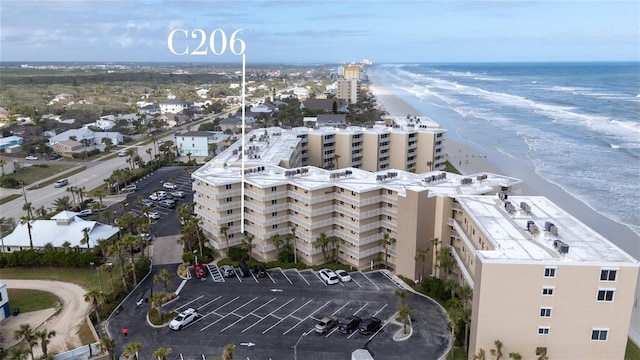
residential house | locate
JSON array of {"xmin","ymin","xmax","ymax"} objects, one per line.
[
  {"xmin": 139, "ymin": 104, "xmax": 161, "ymax": 115},
  {"xmin": 48, "ymin": 128, "xmax": 123, "ymax": 150},
  {"xmin": 159, "ymin": 100, "xmax": 194, "ymax": 114},
  {"xmin": 316, "ymin": 114, "xmax": 347, "ymax": 127},
  {"xmin": 218, "ymin": 117, "xmax": 256, "ymax": 133},
  {"xmin": 52, "ymin": 139, "xmax": 95, "ymax": 158},
  {"xmin": 1, "ymin": 211, "xmax": 119, "ymax": 253},
  {"xmin": 156, "ymin": 114, "xmax": 190, "ymax": 128},
  {"xmin": 175, "ymin": 131, "xmax": 229, "ymax": 157},
  {"xmin": 0, "ymin": 107, "xmax": 9, "ymax": 120},
  {"xmin": 0, "ymin": 136, "xmax": 23, "ymax": 151}
]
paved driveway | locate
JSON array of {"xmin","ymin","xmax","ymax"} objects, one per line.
[{"xmin": 107, "ymin": 266, "xmax": 450, "ymax": 360}]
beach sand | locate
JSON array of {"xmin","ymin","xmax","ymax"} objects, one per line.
[{"xmin": 368, "ymin": 76, "xmax": 640, "ymax": 344}]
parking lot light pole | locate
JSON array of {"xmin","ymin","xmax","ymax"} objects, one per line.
[{"xmin": 293, "ymin": 329, "xmax": 312, "ymax": 360}]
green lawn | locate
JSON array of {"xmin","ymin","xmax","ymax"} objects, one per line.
[
  {"xmin": 12, "ymin": 164, "xmax": 75, "ymax": 185},
  {"xmin": 627, "ymin": 339, "xmax": 640, "ymax": 360},
  {"xmin": 26, "ymin": 166, "xmax": 87, "ymax": 190},
  {"xmin": 0, "ymin": 265, "xmax": 123, "ymax": 294},
  {"xmin": 0, "ymin": 193, "xmax": 21, "ymax": 205},
  {"xmin": 7, "ymin": 288, "xmax": 59, "ymax": 313}
]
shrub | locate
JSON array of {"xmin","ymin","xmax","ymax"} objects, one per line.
[
  {"xmin": 0, "ymin": 177, "xmax": 20, "ymax": 188},
  {"xmin": 148, "ymin": 307, "xmax": 177, "ymax": 326},
  {"xmin": 227, "ymin": 246, "xmax": 248, "ymax": 262},
  {"xmin": 419, "ymin": 277, "xmax": 451, "ymax": 303}
]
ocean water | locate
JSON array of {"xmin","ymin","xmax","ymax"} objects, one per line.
[{"xmin": 371, "ymin": 62, "xmax": 640, "ymax": 241}]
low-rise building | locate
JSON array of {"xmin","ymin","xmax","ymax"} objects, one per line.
[
  {"xmin": 0, "ymin": 136, "xmax": 23, "ymax": 151},
  {"xmin": 160, "ymin": 100, "xmax": 194, "ymax": 114},
  {"xmin": 175, "ymin": 131, "xmax": 230, "ymax": 157}
]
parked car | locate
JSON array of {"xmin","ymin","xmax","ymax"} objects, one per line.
[
  {"xmin": 145, "ymin": 211, "xmax": 160, "ymax": 220},
  {"xmin": 358, "ymin": 317, "xmax": 382, "ymax": 335},
  {"xmin": 338, "ymin": 315, "xmax": 362, "ymax": 334},
  {"xmin": 335, "ymin": 269, "xmax": 352, "ymax": 282},
  {"xmin": 49, "ymin": 153, "xmax": 62, "ymax": 160},
  {"xmin": 163, "ymin": 182, "xmax": 177, "ymax": 190},
  {"xmin": 252, "ymin": 265, "xmax": 268, "ymax": 278},
  {"xmin": 118, "ymin": 151, "xmax": 126, "ymax": 157},
  {"xmin": 141, "ymin": 199, "xmax": 155, "ymax": 208},
  {"xmin": 194, "ymin": 264, "xmax": 206, "ymax": 279},
  {"xmin": 159, "ymin": 199, "xmax": 176, "ymax": 209},
  {"xmin": 149, "ymin": 191, "xmax": 168, "ymax": 201},
  {"xmin": 318, "ymin": 269, "xmax": 339, "ymax": 285},
  {"xmin": 77, "ymin": 209, "xmax": 93, "ymax": 217},
  {"xmin": 25, "ymin": 155, "xmax": 38, "ymax": 160},
  {"xmin": 169, "ymin": 308, "xmax": 199, "ymax": 330},
  {"xmin": 219, "ymin": 265, "xmax": 235, "ymax": 277},
  {"xmin": 315, "ymin": 316, "xmax": 338, "ymax": 334},
  {"xmin": 54, "ymin": 179, "xmax": 69, "ymax": 188},
  {"xmin": 238, "ymin": 259, "xmax": 250, "ymax": 277},
  {"xmin": 171, "ymin": 190, "xmax": 185, "ymax": 198},
  {"xmin": 122, "ymin": 184, "xmax": 137, "ymax": 192}
]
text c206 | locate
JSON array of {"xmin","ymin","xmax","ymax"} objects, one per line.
[{"xmin": 167, "ymin": 29, "xmax": 245, "ymax": 56}]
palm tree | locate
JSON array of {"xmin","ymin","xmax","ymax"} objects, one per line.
[
  {"xmin": 315, "ymin": 233, "xmax": 330, "ymax": 263},
  {"xmin": 153, "ymin": 347, "xmax": 173, "ymax": 360},
  {"xmin": 431, "ymin": 237, "xmax": 441, "ymax": 274},
  {"xmin": 221, "ymin": 344, "xmax": 235, "ymax": 360},
  {"xmin": 243, "ymin": 233, "xmax": 255, "ymax": 261},
  {"xmin": 53, "ymin": 196, "xmax": 72, "ymax": 211},
  {"xmin": 108, "ymin": 241, "xmax": 128, "ymax": 289},
  {"xmin": 395, "ymin": 289, "xmax": 410, "ymax": 307},
  {"xmin": 154, "ymin": 269, "xmax": 173, "ymax": 292},
  {"xmin": 397, "ymin": 305, "xmax": 413, "ymax": 335},
  {"xmin": 125, "ymin": 148, "xmax": 138, "ymax": 169},
  {"xmin": 0, "ymin": 158, "xmax": 6, "ymax": 177},
  {"xmin": 34, "ymin": 329, "xmax": 56, "ymax": 357},
  {"xmin": 508, "ymin": 353, "xmax": 522, "ymax": 360},
  {"xmin": 120, "ymin": 233, "xmax": 141, "ymax": 287},
  {"xmin": 9, "ymin": 348, "xmax": 30, "ymax": 360},
  {"xmin": 329, "ymin": 236, "xmax": 343, "ymax": 262},
  {"xmin": 19, "ymin": 215, "xmax": 34, "ymax": 250},
  {"xmin": 84, "ymin": 288, "xmax": 103, "ymax": 323},
  {"xmin": 380, "ymin": 232, "xmax": 396, "ymax": 269},
  {"xmin": 271, "ymin": 234, "xmax": 282, "ymax": 257},
  {"xmin": 100, "ymin": 208, "xmax": 115, "ymax": 225},
  {"xmin": 536, "ymin": 348, "xmax": 549, "ymax": 360},
  {"xmin": 80, "ymin": 227, "xmax": 92, "ymax": 250},
  {"xmin": 414, "ymin": 247, "xmax": 429, "ymax": 279},
  {"xmin": 145, "ymin": 148, "xmax": 153, "ymax": 164},
  {"xmin": 13, "ymin": 323, "xmax": 37, "ymax": 360},
  {"xmin": 472, "ymin": 348, "xmax": 487, "ymax": 360},
  {"xmin": 66, "ymin": 187, "xmax": 78, "ymax": 208},
  {"xmin": 35, "ymin": 205, "xmax": 47, "ymax": 219},
  {"xmin": 220, "ymin": 225, "xmax": 229, "ymax": 252},
  {"xmin": 99, "ymin": 336, "xmax": 115, "ymax": 359},
  {"xmin": 94, "ymin": 187, "xmax": 107, "ymax": 209},
  {"xmin": 289, "ymin": 226, "xmax": 297, "ymax": 264},
  {"xmin": 122, "ymin": 342, "xmax": 143, "ymax": 360},
  {"xmin": 437, "ymin": 247, "xmax": 456, "ymax": 278}
]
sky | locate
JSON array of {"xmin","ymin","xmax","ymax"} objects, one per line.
[{"xmin": 1, "ymin": 0, "xmax": 639, "ymax": 64}]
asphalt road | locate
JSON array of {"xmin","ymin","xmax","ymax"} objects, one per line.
[{"xmin": 107, "ymin": 266, "xmax": 450, "ymax": 360}]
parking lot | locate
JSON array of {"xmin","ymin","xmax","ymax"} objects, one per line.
[
  {"xmin": 108, "ymin": 265, "xmax": 450, "ymax": 360},
  {"xmin": 112, "ymin": 167, "xmax": 195, "ymax": 238}
]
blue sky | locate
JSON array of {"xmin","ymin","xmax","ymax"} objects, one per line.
[{"xmin": 1, "ymin": 0, "xmax": 638, "ymax": 63}]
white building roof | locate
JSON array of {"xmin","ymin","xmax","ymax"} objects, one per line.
[
  {"xmin": 3, "ymin": 214, "xmax": 119, "ymax": 249},
  {"xmin": 457, "ymin": 195, "xmax": 639, "ymax": 264}
]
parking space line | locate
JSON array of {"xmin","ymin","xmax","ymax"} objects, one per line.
[
  {"xmin": 198, "ymin": 296, "xmax": 223, "ymax": 311},
  {"xmin": 347, "ymin": 303, "xmax": 370, "ymax": 339},
  {"xmin": 240, "ymin": 298, "xmax": 294, "ymax": 333},
  {"xmin": 351, "ymin": 277, "xmax": 362, "ymax": 288},
  {"xmin": 220, "ymin": 313, "xmax": 261, "ymax": 333},
  {"xmin": 172, "ymin": 295, "xmax": 204, "ymax": 312},
  {"xmin": 233, "ymin": 268, "xmax": 242, "ymax": 283},
  {"xmin": 266, "ymin": 271, "xmax": 276, "ymax": 284},
  {"xmin": 278, "ymin": 268, "xmax": 293, "ymax": 284},
  {"xmin": 282, "ymin": 300, "xmax": 331, "ymax": 335},
  {"xmin": 290, "ymin": 315, "xmax": 302, "ymax": 321},
  {"xmin": 199, "ymin": 296, "xmax": 241, "ymax": 330},
  {"xmin": 369, "ymin": 320, "xmax": 388, "ymax": 341},
  {"xmin": 296, "ymin": 269, "xmax": 310, "ymax": 285},
  {"xmin": 361, "ymin": 272, "xmax": 380, "ymax": 290},
  {"xmin": 228, "ymin": 297, "xmax": 260, "ymax": 317},
  {"xmin": 330, "ymin": 301, "xmax": 351, "ymax": 317},
  {"xmin": 371, "ymin": 303, "xmax": 388, "ymax": 317},
  {"xmin": 262, "ymin": 299, "xmax": 313, "ymax": 334}
]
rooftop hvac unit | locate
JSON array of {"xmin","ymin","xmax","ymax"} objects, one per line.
[
  {"xmin": 550, "ymin": 225, "xmax": 558, "ymax": 235},
  {"xmin": 376, "ymin": 175, "xmax": 383, "ymax": 181},
  {"xmin": 499, "ymin": 192, "xmax": 508, "ymax": 201},
  {"xmin": 520, "ymin": 202, "xmax": 531, "ymax": 213},
  {"xmin": 476, "ymin": 174, "xmax": 488, "ymax": 181},
  {"xmin": 460, "ymin": 178, "xmax": 473, "ymax": 185},
  {"xmin": 559, "ymin": 243, "xmax": 569, "ymax": 254},
  {"xmin": 345, "ymin": 170, "xmax": 352, "ymax": 175}
]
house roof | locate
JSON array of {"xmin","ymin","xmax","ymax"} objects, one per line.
[
  {"xmin": 54, "ymin": 139, "xmax": 83, "ymax": 148},
  {"xmin": 3, "ymin": 216, "xmax": 119, "ymax": 249},
  {"xmin": 317, "ymin": 114, "xmax": 347, "ymax": 125}
]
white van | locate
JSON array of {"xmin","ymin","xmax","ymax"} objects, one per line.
[{"xmin": 54, "ymin": 179, "xmax": 69, "ymax": 188}]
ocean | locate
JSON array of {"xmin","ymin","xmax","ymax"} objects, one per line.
[{"xmin": 371, "ymin": 62, "xmax": 640, "ymax": 247}]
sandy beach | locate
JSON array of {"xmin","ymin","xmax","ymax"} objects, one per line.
[{"xmin": 368, "ymin": 74, "xmax": 640, "ymax": 345}]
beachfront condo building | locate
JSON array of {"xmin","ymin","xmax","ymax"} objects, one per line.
[
  {"xmin": 446, "ymin": 195, "xmax": 639, "ymax": 359},
  {"xmin": 342, "ymin": 63, "xmax": 363, "ymax": 80},
  {"xmin": 190, "ymin": 120, "xmax": 638, "ymax": 359},
  {"xmin": 337, "ymin": 79, "xmax": 359, "ymax": 104}
]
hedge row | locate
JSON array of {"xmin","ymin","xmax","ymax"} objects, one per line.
[{"xmin": 0, "ymin": 248, "xmax": 99, "ymax": 268}]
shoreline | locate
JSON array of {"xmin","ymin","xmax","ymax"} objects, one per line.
[{"xmin": 367, "ymin": 70, "xmax": 640, "ymax": 344}]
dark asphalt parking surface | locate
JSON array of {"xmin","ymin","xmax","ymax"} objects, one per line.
[{"xmin": 107, "ymin": 264, "xmax": 450, "ymax": 360}]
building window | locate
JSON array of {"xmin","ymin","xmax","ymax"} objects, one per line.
[
  {"xmin": 226, "ymin": 209, "xmax": 233, "ymax": 214},
  {"xmin": 538, "ymin": 327, "xmax": 550, "ymax": 335},
  {"xmin": 387, "ymin": 203, "xmax": 392, "ymax": 208},
  {"xmin": 271, "ymin": 186, "xmax": 277, "ymax": 192},
  {"xmin": 591, "ymin": 329, "xmax": 609, "ymax": 341},
  {"xmin": 600, "ymin": 269, "xmax": 617, "ymax": 282},
  {"xmin": 226, "ymin": 197, "xmax": 232, "ymax": 202},
  {"xmin": 272, "ymin": 224, "xmax": 278, "ymax": 229},
  {"xmin": 539, "ymin": 307, "xmax": 552, "ymax": 317},
  {"xmin": 542, "ymin": 287, "xmax": 554, "ymax": 296},
  {"xmin": 272, "ymin": 212, "xmax": 277, "ymax": 217},
  {"xmin": 544, "ymin": 267, "xmax": 556, "ymax": 278},
  {"xmin": 227, "ymin": 222, "xmax": 233, "ymax": 226},
  {"xmin": 225, "ymin": 184, "xmax": 232, "ymax": 190},
  {"xmin": 596, "ymin": 290, "xmax": 615, "ymax": 302},
  {"xmin": 351, "ymin": 191, "xmax": 356, "ymax": 196},
  {"xmin": 387, "ymin": 216, "xmax": 392, "ymax": 221},
  {"xmin": 228, "ymin": 234, "xmax": 234, "ymax": 239},
  {"xmin": 387, "ymin": 189, "xmax": 393, "ymax": 195}
]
